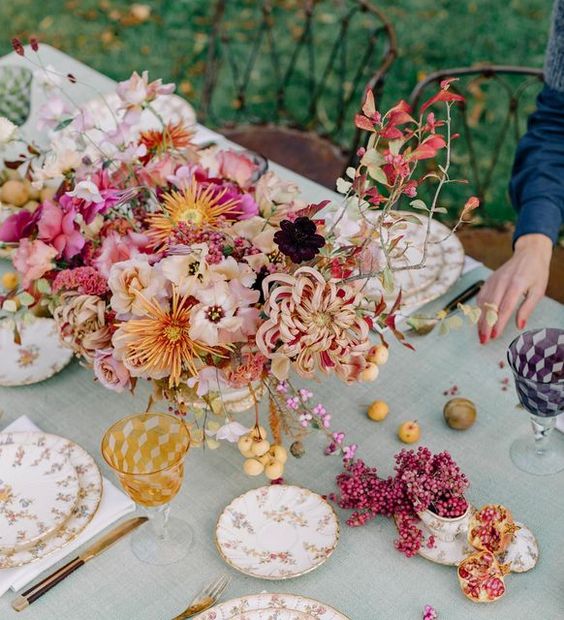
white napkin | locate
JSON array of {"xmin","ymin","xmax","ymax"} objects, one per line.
[
  {"xmin": 556, "ymin": 416, "xmax": 564, "ymax": 433},
  {"xmin": 0, "ymin": 415, "xmax": 135, "ymax": 597}
]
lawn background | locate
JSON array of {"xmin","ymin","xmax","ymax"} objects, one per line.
[{"xmin": 0, "ymin": 0, "xmax": 553, "ymax": 224}]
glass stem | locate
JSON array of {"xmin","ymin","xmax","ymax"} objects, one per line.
[
  {"xmin": 148, "ymin": 504, "xmax": 171, "ymax": 540},
  {"xmin": 530, "ymin": 414, "xmax": 556, "ymax": 455}
]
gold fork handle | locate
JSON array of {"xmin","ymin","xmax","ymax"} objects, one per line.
[{"xmin": 171, "ymin": 596, "xmax": 215, "ymax": 620}]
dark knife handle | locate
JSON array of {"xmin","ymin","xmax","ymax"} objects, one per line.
[
  {"xmin": 443, "ymin": 280, "xmax": 484, "ymax": 316},
  {"xmin": 12, "ymin": 556, "xmax": 85, "ymax": 611}
]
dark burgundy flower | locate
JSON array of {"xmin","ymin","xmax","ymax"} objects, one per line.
[
  {"xmin": 11, "ymin": 38, "xmax": 24, "ymax": 56},
  {"xmin": 274, "ymin": 217, "xmax": 325, "ymax": 264},
  {"xmin": 29, "ymin": 36, "xmax": 39, "ymax": 52}
]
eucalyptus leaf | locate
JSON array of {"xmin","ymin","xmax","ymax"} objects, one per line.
[
  {"xmin": 410, "ymin": 199, "xmax": 428, "ymax": 211},
  {"xmin": 2, "ymin": 299, "xmax": 18, "ymax": 313},
  {"xmin": 36, "ymin": 278, "xmax": 51, "ymax": 294},
  {"xmin": 18, "ymin": 292, "xmax": 35, "ymax": 307},
  {"xmin": 54, "ymin": 117, "xmax": 74, "ymax": 132},
  {"xmin": 382, "ymin": 267, "xmax": 394, "ymax": 293}
]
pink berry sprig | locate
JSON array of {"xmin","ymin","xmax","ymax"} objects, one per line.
[{"xmin": 423, "ymin": 604, "xmax": 438, "ymax": 620}]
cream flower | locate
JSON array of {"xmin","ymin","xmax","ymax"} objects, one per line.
[
  {"xmin": 108, "ymin": 256, "xmax": 167, "ymax": 318},
  {"xmin": 254, "ymin": 171, "xmax": 305, "ymax": 223},
  {"xmin": 207, "ymin": 256, "xmax": 255, "ymax": 288},
  {"xmin": 53, "ymin": 292, "xmax": 112, "ymax": 363},
  {"xmin": 160, "ymin": 244, "xmax": 208, "ymax": 296},
  {"xmin": 256, "ymin": 267, "xmax": 371, "ymax": 382},
  {"xmin": 189, "ymin": 281, "xmax": 244, "ymax": 346},
  {"xmin": 0, "ymin": 117, "xmax": 17, "ymax": 145}
]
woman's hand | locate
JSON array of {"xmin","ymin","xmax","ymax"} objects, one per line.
[{"xmin": 477, "ymin": 233, "xmax": 552, "ymax": 344}]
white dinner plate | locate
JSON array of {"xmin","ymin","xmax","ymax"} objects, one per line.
[
  {"xmin": 0, "ymin": 442, "xmax": 79, "ymax": 552},
  {"xmin": 230, "ymin": 608, "xmax": 314, "ymax": 620},
  {"xmin": 0, "ymin": 431, "xmax": 102, "ymax": 568},
  {"xmin": 195, "ymin": 593, "xmax": 350, "ymax": 620},
  {"xmin": 216, "ymin": 485, "xmax": 339, "ymax": 580},
  {"xmin": 0, "ymin": 318, "xmax": 73, "ymax": 386}
]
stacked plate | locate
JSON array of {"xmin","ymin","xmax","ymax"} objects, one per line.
[
  {"xmin": 195, "ymin": 593, "xmax": 349, "ymax": 620},
  {"xmin": 0, "ymin": 431, "xmax": 102, "ymax": 568}
]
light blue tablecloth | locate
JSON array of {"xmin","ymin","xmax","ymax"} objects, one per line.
[{"xmin": 0, "ymin": 46, "xmax": 563, "ymax": 620}]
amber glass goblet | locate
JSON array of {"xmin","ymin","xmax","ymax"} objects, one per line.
[{"xmin": 101, "ymin": 412, "xmax": 191, "ymax": 565}]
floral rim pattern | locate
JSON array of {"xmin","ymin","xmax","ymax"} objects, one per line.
[
  {"xmin": 0, "ymin": 442, "xmax": 80, "ymax": 552},
  {"xmin": 0, "ymin": 431, "xmax": 102, "ymax": 568},
  {"xmin": 195, "ymin": 593, "xmax": 349, "ymax": 620},
  {"xmin": 0, "ymin": 318, "xmax": 73, "ymax": 387},
  {"xmin": 216, "ymin": 485, "xmax": 339, "ymax": 580}
]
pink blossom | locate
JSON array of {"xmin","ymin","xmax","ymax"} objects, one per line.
[
  {"xmin": 52, "ymin": 266, "xmax": 108, "ymax": 295},
  {"xmin": 94, "ymin": 231, "xmax": 150, "ymax": 278},
  {"xmin": 185, "ymin": 366, "xmax": 229, "ymax": 397},
  {"xmin": 216, "ymin": 150, "xmax": 258, "ymax": 189},
  {"xmin": 116, "ymin": 71, "xmax": 175, "ymax": 123},
  {"xmin": 208, "ymin": 182, "xmax": 259, "ymax": 220},
  {"xmin": 0, "ymin": 209, "xmax": 39, "ymax": 242},
  {"xmin": 137, "ymin": 155, "xmax": 178, "ymax": 187},
  {"xmin": 36, "ymin": 97, "xmax": 72, "ymax": 132},
  {"xmin": 13, "ymin": 239, "xmax": 58, "ymax": 287},
  {"xmin": 61, "ymin": 170, "xmax": 123, "ymax": 224},
  {"xmin": 93, "ymin": 349, "xmax": 132, "ymax": 393},
  {"xmin": 37, "ymin": 201, "xmax": 85, "ymax": 260}
]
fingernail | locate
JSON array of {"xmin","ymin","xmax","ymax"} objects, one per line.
[
  {"xmin": 479, "ymin": 333, "xmax": 487, "ymax": 344},
  {"xmin": 518, "ymin": 319, "xmax": 526, "ymax": 330},
  {"xmin": 491, "ymin": 328, "xmax": 498, "ymax": 339}
]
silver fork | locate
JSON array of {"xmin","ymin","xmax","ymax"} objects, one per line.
[{"xmin": 171, "ymin": 574, "xmax": 231, "ymax": 620}]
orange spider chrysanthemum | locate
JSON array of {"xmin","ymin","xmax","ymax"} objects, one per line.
[
  {"xmin": 113, "ymin": 290, "xmax": 227, "ymax": 387},
  {"xmin": 147, "ymin": 179, "xmax": 241, "ymax": 248},
  {"xmin": 139, "ymin": 122, "xmax": 195, "ymax": 161}
]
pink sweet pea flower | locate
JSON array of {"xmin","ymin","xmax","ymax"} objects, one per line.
[
  {"xmin": 37, "ymin": 201, "xmax": 85, "ymax": 260},
  {"xmin": 0, "ymin": 209, "xmax": 39, "ymax": 242},
  {"xmin": 208, "ymin": 182, "xmax": 259, "ymax": 220},
  {"xmin": 61, "ymin": 170, "xmax": 124, "ymax": 224},
  {"xmin": 13, "ymin": 239, "xmax": 58, "ymax": 288},
  {"xmin": 93, "ymin": 348, "xmax": 132, "ymax": 393},
  {"xmin": 94, "ymin": 231, "xmax": 150, "ymax": 278},
  {"xmin": 36, "ymin": 97, "xmax": 72, "ymax": 132}
]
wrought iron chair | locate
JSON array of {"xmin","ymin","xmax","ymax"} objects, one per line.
[
  {"xmin": 200, "ymin": 0, "xmax": 397, "ymax": 188},
  {"xmin": 409, "ymin": 65, "xmax": 544, "ymax": 222}
]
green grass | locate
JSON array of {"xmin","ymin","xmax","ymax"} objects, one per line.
[{"xmin": 0, "ymin": 0, "xmax": 552, "ymax": 224}]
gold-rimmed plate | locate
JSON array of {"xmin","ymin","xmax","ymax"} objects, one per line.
[
  {"xmin": 196, "ymin": 593, "xmax": 350, "ymax": 620},
  {"xmin": 216, "ymin": 485, "xmax": 339, "ymax": 580},
  {"xmin": 0, "ymin": 431, "xmax": 102, "ymax": 568}
]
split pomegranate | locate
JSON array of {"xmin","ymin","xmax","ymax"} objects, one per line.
[
  {"xmin": 468, "ymin": 504, "xmax": 520, "ymax": 555},
  {"xmin": 457, "ymin": 550, "xmax": 509, "ymax": 603}
]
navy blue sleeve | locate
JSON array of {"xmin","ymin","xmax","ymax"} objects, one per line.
[{"xmin": 509, "ymin": 84, "xmax": 564, "ymax": 245}]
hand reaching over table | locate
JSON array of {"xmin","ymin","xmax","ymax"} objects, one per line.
[{"xmin": 477, "ymin": 233, "xmax": 552, "ymax": 344}]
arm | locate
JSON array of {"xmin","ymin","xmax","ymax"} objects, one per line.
[{"xmin": 477, "ymin": 1, "xmax": 564, "ymax": 343}]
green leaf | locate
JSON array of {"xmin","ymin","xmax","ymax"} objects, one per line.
[
  {"xmin": 36, "ymin": 278, "xmax": 51, "ymax": 294},
  {"xmin": 400, "ymin": 214, "xmax": 423, "ymax": 226},
  {"xmin": 382, "ymin": 267, "xmax": 394, "ymax": 293},
  {"xmin": 54, "ymin": 118, "xmax": 74, "ymax": 132},
  {"xmin": 433, "ymin": 207, "xmax": 448, "ymax": 214},
  {"xmin": 410, "ymin": 199, "xmax": 428, "ymax": 211},
  {"xmin": 18, "ymin": 292, "xmax": 35, "ymax": 307},
  {"xmin": 2, "ymin": 299, "xmax": 18, "ymax": 313},
  {"xmin": 388, "ymin": 139, "xmax": 403, "ymax": 155},
  {"xmin": 367, "ymin": 165, "xmax": 388, "ymax": 185}
]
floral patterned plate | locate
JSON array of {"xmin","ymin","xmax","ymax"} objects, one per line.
[
  {"xmin": 0, "ymin": 431, "xmax": 102, "ymax": 568},
  {"xmin": 364, "ymin": 214, "xmax": 464, "ymax": 312},
  {"xmin": 216, "ymin": 485, "xmax": 339, "ymax": 580},
  {"xmin": 0, "ymin": 442, "xmax": 80, "ymax": 552},
  {"xmin": 0, "ymin": 318, "xmax": 73, "ymax": 386},
  {"xmin": 195, "ymin": 593, "xmax": 349, "ymax": 620},
  {"xmin": 229, "ymin": 608, "xmax": 313, "ymax": 620}
]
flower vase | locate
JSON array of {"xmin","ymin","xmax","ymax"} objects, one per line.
[
  {"xmin": 188, "ymin": 380, "xmax": 265, "ymax": 415},
  {"xmin": 418, "ymin": 504, "xmax": 471, "ymax": 543}
]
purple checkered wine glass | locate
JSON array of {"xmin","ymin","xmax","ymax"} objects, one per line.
[{"xmin": 506, "ymin": 328, "xmax": 564, "ymax": 476}]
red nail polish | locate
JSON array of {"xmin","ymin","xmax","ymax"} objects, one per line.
[
  {"xmin": 518, "ymin": 320, "xmax": 526, "ymax": 330},
  {"xmin": 479, "ymin": 333, "xmax": 486, "ymax": 344},
  {"xmin": 491, "ymin": 328, "xmax": 498, "ymax": 339}
]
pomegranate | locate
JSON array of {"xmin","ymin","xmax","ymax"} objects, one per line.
[
  {"xmin": 457, "ymin": 550, "xmax": 509, "ymax": 603},
  {"xmin": 468, "ymin": 504, "xmax": 520, "ymax": 555}
]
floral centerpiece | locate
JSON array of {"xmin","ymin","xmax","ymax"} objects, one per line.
[{"xmin": 0, "ymin": 39, "xmax": 478, "ymax": 478}]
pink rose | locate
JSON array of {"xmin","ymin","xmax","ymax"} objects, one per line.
[
  {"xmin": 216, "ymin": 151, "xmax": 258, "ymax": 189},
  {"xmin": 94, "ymin": 231, "xmax": 150, "ymax": 278},
  {"xmin": 93, "ymin": 348, "xmax": 132, "ymax": 393},
  {"xmin": 13, "ymin": 239, "xmax": 58, "ymax": 288},
  {"xmin": 37, "ymin": 201, "xmax": 85, "ymax": 260}
]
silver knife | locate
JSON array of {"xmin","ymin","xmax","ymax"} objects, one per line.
[{"xmin": 12, "ymin": 516, "xmax": 148, "ymax": 612}]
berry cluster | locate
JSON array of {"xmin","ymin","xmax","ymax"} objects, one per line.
[
  {"xmin": 332, "ymin": 447, "xmax": 470, "ymax": 557},
  {"xmin": 237, "ymin": 425, "xmax": 288, "ymax": 480}
]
